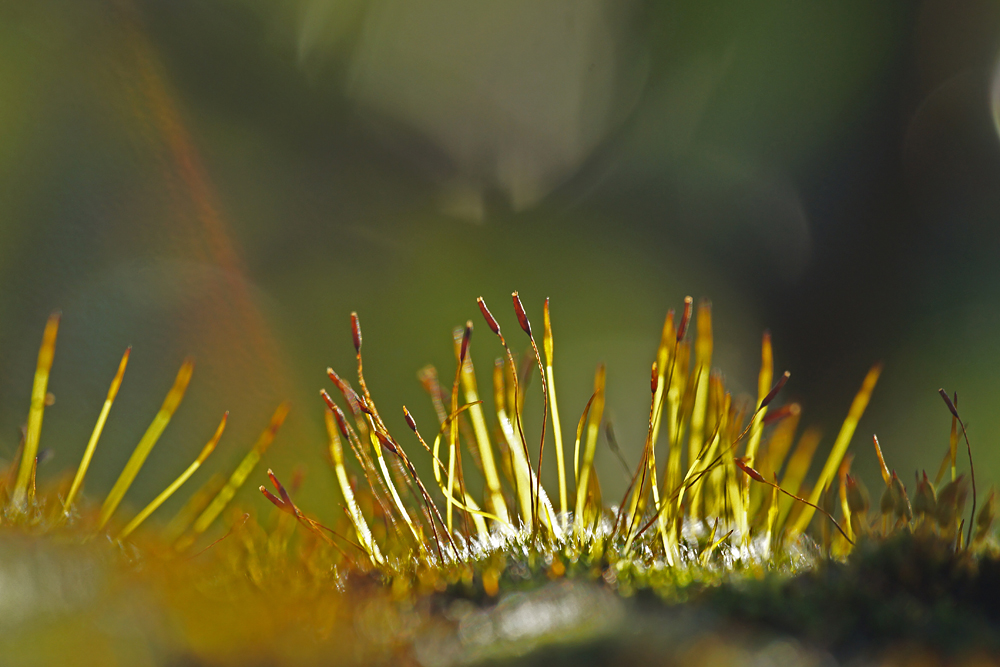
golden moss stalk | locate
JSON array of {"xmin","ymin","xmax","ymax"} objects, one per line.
[
  {"xmin": 455, "ymin": 329, "xmax": 510, "ymax": 525},
  {"xmin": 324, "ymin": 404, "xmax": 383, "ymax": 565},
  {"xmin": 477, "ymin": 296, "xmax": 537, "ymax": 531},
  {"xmin": 98, "ymin": 357, "xmax": 195, "ymax": 530},
  {"xmin": 790, "ymin": 363, "xmax": 882, "ymax": 537},
  {"xmin": 117, "ymin": 412, "xmax": 226, "ymax": 541},
  {"xmin": 64, "ymin": 347, "xmax": 131, "ymax": 513},
  {"xmin": 176, "ymin": 401, "xmax": 290, "ymax": 550},
  {"xmin": 542, "ymin": 298, "xmax": 568, "ymax": 519},
  {"xmin": 573, "ymin": 364, "xmax": 606, "ymax": 540},
  {"xmin": 687, "ymin": 301, "xmax": 713, "ymax": 520},
  {"xmin": 12, "ymin": 311, "xmax": 60, "ymax": 507}
]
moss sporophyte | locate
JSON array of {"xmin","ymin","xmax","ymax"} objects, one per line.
[{"xmin": 0, "ymin": 295, "xmax": 997, "ymax": 665}]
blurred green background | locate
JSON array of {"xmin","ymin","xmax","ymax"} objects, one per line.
[{"xmin": 1, "ymin": 0, "xmax": 999, "ymax": 527}]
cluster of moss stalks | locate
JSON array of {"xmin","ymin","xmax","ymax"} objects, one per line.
[{"xmin": 0, "ymin": 295, "xmax": 997, "ymax": 665}]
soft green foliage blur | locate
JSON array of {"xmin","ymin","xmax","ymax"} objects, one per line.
[{"xmin": 1, "ymin": 0, "xmax": 998, "ymax": 523}]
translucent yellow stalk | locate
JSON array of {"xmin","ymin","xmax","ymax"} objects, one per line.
[
  {"xmin": 725, "ymin": 451, "xmax": 746, "ymax": 535},
  {"xmin": 455, "ymin": 333, "xmax": 509, "ymax": 525},
  {"xmin": 326, "ymin": 409, "xmax": 383, "ymax": 565},
  {"xmin": 97, "ymin": 358, "xmax": 194, "ymax": 530},
  {"xmin": 641, "ymin": 311, "xmax": 676, "ymax": 554},
  {"xmin": 64, "ymin": 347, "xmax": 131, "ymax": 513},
  {"xmin": 738, "ymin": 331, "xmax": 772, "ymax": 537},
  {"xmin": 117, "ymin": 413, "xmax": 226, "ymax": 541},
  {"xmin": 695, "ymin": 382, "xmax": 727, "ymax": 516},
  {"xmin": 477, "ymin": 297, "xmax": 537, "ymax": 528},
  {"xmin": 662, "ymin": 341, "xmax": 690, "ymax": 502},
  {"xmin": 705, "ymin": 375, "xmax": 728, "ymax": 518},
  {"xmin": 573, "ymin": 364, "xmax": 606, "ymax": 540},
  {"xmin": 764, "ymin": 476, "xmax": 780, "ymax": 558},
  {"xmin": 744, "ymin": 331, "xmax": 773, "ymax": 467},
  {"xmin": 12, "ymin": 312, "xmax": 60, "ymax": 507},
  {"xmin": 542, "ymin": 299, "xmax": 567, "ymax": 518},
  {"xmin": 676, "ymin": 394, "xmax": 730, "ymax": 521},
  {"xmin": 648, "ymin": 311, "xmax": 675, "ymax": 463},
  {"xmin": 446, "ymin": 377, "xmax": 460, "ymax": 533},
  {"xmin": 496, "ymin": 360, "xmax": 534, "ymax": 528},
  {"xmin": 687, "ymin": 302, "xmax": 713, "ymax": 519},
  {"xmin": 366, "ymin": 413, "xmax": 422, "ymax": 542},
  {"xmin": 494, "ymin": 397, "xmax": 560, "ymax": 537},
  {"xmin": 176, "ymin": 401, "xmax": 290, "ymax": 550},
  {"xmin": 776, "ymin": 427, "xmax": 821, "ymax": 529},
  {"xmin": 427, "ymin": 413, "xmax": 497, "ymax": 537},
  {"xmin": 505, "ymin": 357, "xmax": 518, "ymax": 428},
  {"xmin": 790, "ymin": 363, "xmax": 881, "ymax": 537},
  {"xmin": 623, "ymin": 364, "xmax": 662, "ymax": 552},
  {"xmin": 748, "ymin": 403, "xmax": 800, "ymax": 521}
]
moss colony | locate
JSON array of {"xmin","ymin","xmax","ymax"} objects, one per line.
[{"xmin": 0, "ymin": 295, "xmax": 997, "ymax": 667}]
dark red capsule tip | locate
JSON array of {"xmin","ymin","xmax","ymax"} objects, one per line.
[
  {"xmin": 760, "ymin": 371, "xmax": 791, "ymax": 409},
  {"xmin": 260, "ymin": 486, "xmax": 283, "ymax": 509},
  {"xmin": 651, "ymin": 362, "xmax": 659, "ymax": 394},
  {"xmin": 512, "ymin": 291, "xmax": 532, "ymax": 336},
  {"xmin": 735, "ymin": 457, "xmax": 766, "ymax": 483},
  {"xmin": 403, "ymin": 406, "xmax": 417, "ymax": 432},
  {"xmin": 477, "ymin": 297, "xmax": 501, "ymax": 336},
  {"xmin": 939, "ymin": 388, "xmax": 959, "ymax": 418},
  {"xmin": 375, "ymin": 430, "xmax": 397, "ymax": 455},
  {"xmin": 331, "ymin": 403, "xmax": 350, "ymax": 439}
]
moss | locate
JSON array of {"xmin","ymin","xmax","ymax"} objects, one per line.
[{"xmin": 0, "ymin": 296, "xmax": 996, "ymax": 665}]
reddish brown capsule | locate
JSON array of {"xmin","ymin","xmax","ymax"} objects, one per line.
[
  {"xmin": 734, "ymin": 457, "xmax": 766, "ymax": 483},
  {"xmin": 374, "ymin": 430, "xmax": 397, "ymax": 455},
  {"xmin": 650, "ymin": 361, "xmax": 659, "ymax": 394},
  {"xmin": 320, "ymin": 389, "xmax": 338, "ymax": 412},
  {"xmin": 403, "ymin": 406, "xmax": 418, "ymax": 432},
  {"xmin": 326, "ymin": 368, "xmax": 349, "ymax": 394},
  {"xmin": 939, "ymin": 388, "xmax": 959, "ymax": 418},
  {"xmin": 267, "ymin": 468, "xmax": 293, "ymax": 507},
  {"xmin": 477, "ymin": 297, "xmax": 501, "ymax": 336},
  {"xmin": 330, "ymin": 402, "xmax": 351, "ymax": 440},
  {"xmin": 460, "ymin": 321, "xmax": 473, "ymax": 363},
  {"xmin": 760, "ymin": 371, "xmax": 791, "ymax": 409},
  {"xmin": 260, "ymin": 486, "xmax": 289, "ymax": 513},
  {"xmin": 350, "ymin": 312, "xmax": 362, "ymax": 354},
  {"xmin": 677, "ymin": 296, "xmax": 693, "ymax": 342},
  {"xmin": 328, "ymin": 368, "xmax": 365, "ymax": 414},
  {"xmin": 512, "ymin": 291, "xmax": 532, "ymax": 336}
]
